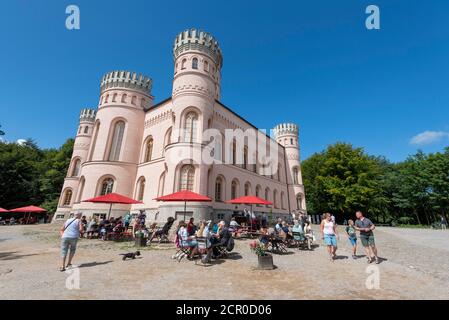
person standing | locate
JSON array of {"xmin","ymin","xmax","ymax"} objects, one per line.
[
  {"xmin": 59, "ymin": 212, "xmax": 84, "ymax": 271},
  {"xmin": 345, "ymin": 219, "xmax": 358, "ymax": 259},
  {"xmin": 354, "ymin": 211, "xmax": 379, "ymax": 264},
  {"xmin": 320, "ymin": 213, "xmax": 338, "ymax": 261},
  {"xmin": 441, "ymin": 216, "xmax": 447, "ymax": 230}
]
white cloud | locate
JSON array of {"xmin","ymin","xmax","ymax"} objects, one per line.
[{"xmin": 410, "ymin": 131, "xmax": 449, "ymax": 146}]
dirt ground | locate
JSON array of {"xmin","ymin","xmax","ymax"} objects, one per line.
[{"xmin": 0, "ymin": 223, "xmax": 448, "ymax": 300}]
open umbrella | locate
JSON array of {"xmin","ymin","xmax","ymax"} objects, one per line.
[
  {"xmin": 226, "ymin": 195, "xmax": 273, "ymax": 231},
  {"xmin": 83, "ymin": 193, "xmax": 142, "ymax": 220},
  {"xmin": 154, "ymin": 190, "xmax": 211, "ymax": 221},
  {"xmin": 10, "ymin": 205, "xmax": 46, "ymax": 223},
  {"xmin": 0, "ymin": 207, "xmax": 8, "ymax": 213}
]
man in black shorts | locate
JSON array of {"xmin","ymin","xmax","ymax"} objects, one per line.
[{"xmin": 354, "ymin": 211, "xmax": 379, "ymax": 264}]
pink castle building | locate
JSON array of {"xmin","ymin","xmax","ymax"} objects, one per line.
[{"xmin": 53, "ymin": 29, "xmax": 306, "ymax": 223}]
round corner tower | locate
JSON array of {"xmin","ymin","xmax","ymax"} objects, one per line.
[
  {"xmin": 273, "ymin": 123, "xmax": 306, "ymax": 213},
  {"xmin": 54, "ymin": 108, "xmax": 96, "ymax": 219},
  {"xmin": 168, "ymin": 28, "xmax": 223, "ymax": 193}
]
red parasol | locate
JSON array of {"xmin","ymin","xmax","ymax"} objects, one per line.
[
  {"xmin": 226, "ymin": 195, "xmax": 273, "ymax": 231},
  {"xmin": 154, "ymin": 190, "xmax": 211, "ymax": 221},
  {"xmin": 9, "ymin": 205, "xmax": 46, "ymax": 224},
  {"xmin": 83, "ymin": 193, "xmax": 142, "ymax": 219}
]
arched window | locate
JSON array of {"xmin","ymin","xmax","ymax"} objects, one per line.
[
  {"xmin": 112, "ymin": 93, "xmax": 117, "ymax": 102},
  {"xmin": 277, "ymin": 164, "xmax": 282, "ymax": 181},
  {"xmin": 78, "ymin": 126, "xmax": 82, "ymax": 134},
  {"xmin": 192, "ymin": 58, "xmax": 198, "ymax": 69},
  {"xmin": 243, "ymin": 147, "xmax": 248, "ymax": 170},
  {"xmin": 273, "ymin": 190, "xmax": 278, "ymax": 208},
  {"xmin": 84, "ymin": 126, "xmax": 89, "ymax": 134},
  {"xmin": 296, "ymin": 194, "xmax": 303, "ymax": 210},
  {"xmin": 105, "ymin": 94, "xmax": 109, "ymax": 103},
  {"xmin": 232, "ymin": 140, "xmax": 236, "ymax": 165},
  {"xmin": 100, "ymin": 178, "xmax": 114, "ymax": 196},
  {"xmin": 281, "ymin": 192, "xmax": 285, "ymax": 209},
  {"xmin": 144, "ymin": 137, "xmax": 153, "ymax": 162},
  {"xmin": 121, "ymin": 93, "xmax": 127, "ymax": 103},
  {"xmin": 231, "ymin": 180, "xmax": 238, "ymax": 199},
  {"xmin": 131, "ymin": 96, "xmax": 137, "ymax": 105},
  {"xmin": 179, "ymin": 165, "xmax": 195, "ymax": 191},
  {"xmin": 71, "ymin": 159, "xmax": 81, "ymax": 177},
  {"xmin": 181, "ymin": 59, "xmax": 187, "ymax": 69},
  {"xmin": 204, "ymin": 60, "xmax": 209, "ymax": 72},
  {"xmin": 77, "ymin": 177, "xmax": 85, "ymax": 203},
  {"xmin": 256, "ymin": 185, "xmax": 261, "ymax": 198},
  {"xmin": 293, "ymin": 167, "xmax": 299, "ymax": 184},
  {"xmin": 88, "ymin": 121, "xmax": 100, "ymax": 161},
  {"xmin": 62, "ymin": 189, "xmax": 72, "ymax": 206},
  {"xmin": 164, "ymin": 127, "xmax": 172, "ymax": 150},
  {"xmin": 244, "ymin": 182, "xmax": 250, "ymax": 196},
  {"xmin": 215, "ymin": 177, "xmax": 223, "ymax": 201},
  {"xmin": 108, "ymin": 121, "xmax": 125, "ymax": 161},
  {"xmin": 158, "ymin": 172, "xmax": 166, "ymax": 197},
  {"xmin": 141, "ymin": 98, "xmax": 146, "ymax": 108},
  {"xmin": 183, "ymin": 112, "xmax": 198, "ymax": 143},
  {"xmin": 214, "ymin": 133, "xmax": 222, "ymax": 162},
  {"xmin": 265, "ymin": 188, "xmax": 270, "ymax": 206},
  {"xmin": 137, "ymin": 177, "xmax": 145, "ymax": 201}
]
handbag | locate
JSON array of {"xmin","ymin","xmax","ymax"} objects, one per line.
[{"xmin": 59, "ymin": 218, "xmax": 77, "ymax": 237}]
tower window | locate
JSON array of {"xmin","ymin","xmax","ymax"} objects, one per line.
[
  {"xmin": 215, "ymin": 177, "xmax": 223, "ymax": 201},
  {"xmin": 293, "ymin": 167, "xmax": 299, "ymax": 184},
  {"xmin": 183, "ymin": 112, "xmax": 198, "ymax": 143},
  {"xmin": 62, "ymin": 189, "xmax": 72, "ymax": 206},
  {"xmin": 179, "ymin": 165, "xmax": 195, "ymax": 191},
  {"xmin": 204, "ymin": 61, "xmax": 209, "ymax": 72},
  {"xmin": 71, "ymin": 159, "xmax": 81, "ymax": 177},
  {"xmin": 144, "ymin": 137, "xmax": 153, "ymax": 162},
  {"xmin": 100, "ymin": 178, "xmax": 114, "ymax": 196},
  {"xmin": 108, "ymin": 121, "xmax": 125, "ymax": 161},
  {"xmin": 84, "ymin": 126, "xmax": 89, "ymax": 134},
  {"xmin": 231, "ymin": 180, "xmax": 237, "ymax": 199},
  {"xmin": 192, "ymin": 58, "xmax": 198, "ymax": 69},
  {"xmin": 137, "ymin": 177, "xmax": 145, "ymax": 201},
  {"xmin": 181, "ymin": 59, "xmax": 187, "ymax": 70}
]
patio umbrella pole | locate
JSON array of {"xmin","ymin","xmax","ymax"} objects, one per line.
[{"xmin": 184, "ymin": 201, "xmax": 187, "ymax": 221}]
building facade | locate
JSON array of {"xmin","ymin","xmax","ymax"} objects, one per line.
[{"xmin": 53, "ymin": 29, "xmax": 306, "ymax": 223}]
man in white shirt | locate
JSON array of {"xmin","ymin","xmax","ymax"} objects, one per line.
[{"xmin": 60, "ymin": 212, "xmax": 84, "ymax": 271}]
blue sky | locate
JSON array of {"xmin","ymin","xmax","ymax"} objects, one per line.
[{"xmin": 1, "ymin": 0, "xmax": 449, "ymax": 162}]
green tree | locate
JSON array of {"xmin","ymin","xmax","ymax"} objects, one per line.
[{"xmin": 302, "ymin": 143, "xmax": 384, "ymax": 222}]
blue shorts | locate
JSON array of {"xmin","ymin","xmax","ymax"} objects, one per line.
[
  {"xmin": 187, "ymin": 240, "xmax": 198, "ymax": 248},
  {"xmin": 349, "ymin": 237, "xmax": 357, "ymax": 246},
  {"xmin": 61, "ymin": 237, "xmax": 78, "ymax": 257},
  {"xmin": 324, "ymin": 234, "xmax": 337, "ymax": 247}
]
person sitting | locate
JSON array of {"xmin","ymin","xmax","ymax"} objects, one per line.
[
  {"xmin": 259, "ymin": 225, "xmax": 270, "ymax": 250},
  {"xmin": 279, "ymin": 221, "xmax": 293, "ymax": 241},
  {"xmin": 86, "ymin": 217, "xmax": 98, "ymax": 239},
  {"xmin": 229, "ymin": 217, "xmax": 240, "ymax": 236},
  {"xmin": 209, "ymin": 221, "xmax": 231, "ymax": 258},
  {"xmin": 177, "ymin": 220, "xmax": 198, "ymax": 259},
  {"xmin": 274, "ymin": 218, "xmax": 283, "ymax": 234},
  {"xmin": 80, "ymin": 216, "xmax": 88, "ymax": 238},
  {"xmin": 148, "ymin": 217, "xmax": 175, "ymax": 244}
]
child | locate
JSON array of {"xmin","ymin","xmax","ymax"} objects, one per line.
[{"xmin": 346, "ymin": 219, "xmax": 358, "ymax": 259}]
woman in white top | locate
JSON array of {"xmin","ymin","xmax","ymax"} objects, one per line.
[{"xmin": 320, "ymin": 212, "xmax": 339, "ymax": 261}]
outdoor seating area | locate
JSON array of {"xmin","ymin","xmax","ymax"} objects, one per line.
[{"xmin": 0, "ymin": 206, "xmax": 50, "ymax": 225}]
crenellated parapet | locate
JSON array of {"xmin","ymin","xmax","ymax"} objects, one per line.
[
  {"xmin": 79, "ymin": 108, "xmax": 96, "ymax": 123},
  {"xmin": 173, "ymin": 28, "xmax": 223, "ymax": 68},
  {"xmin": 273, "ymin": 123, "xmax": 299, "ymax": 139},
  {"xmin": 100, "ymin": 71, "xmax": 152, "ymax": 95}
]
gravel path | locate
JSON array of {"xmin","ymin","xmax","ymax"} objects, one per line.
[{"xmin": 0, "ymin": 224, "xmax": 448, "ymax": 299}]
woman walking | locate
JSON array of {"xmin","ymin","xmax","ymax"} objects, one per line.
[{"xmin": 320, "ymin": 213, "xmax": 338, "ymax": 261}]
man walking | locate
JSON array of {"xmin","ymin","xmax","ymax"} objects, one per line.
[
  {"xmin": 59, "ymin": 212, "xmax": 84, "ymax": 271},
  {"xmin": 354, "ymin": 211, "xmax": 379, "ymax": 264}
]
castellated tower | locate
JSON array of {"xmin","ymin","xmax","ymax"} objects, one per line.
[
  {"xmin": 273, "ymin": 123, "xmax": 307, "ymax": 213},
  {"xmin": 54, "ymin": 108, "xmax": 96, "ymax": 219},
  {"xmin": 63, "ymin": 71, "xmax": 153, "ymax": 218}
]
